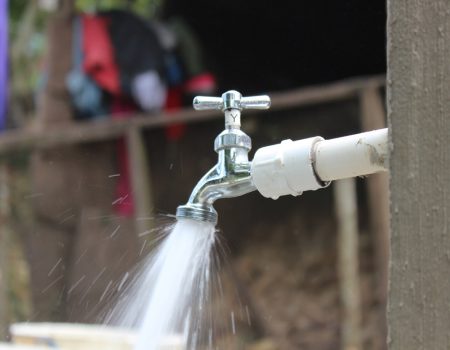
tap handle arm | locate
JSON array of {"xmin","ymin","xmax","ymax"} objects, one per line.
[
  {"xmin": 241, "ymin": 95, "xmax": 271, "ymax": 110},
  {"xmin": 193, "ymin": 90, "xmax": 271, "ymax": 111},
  {"xmin": 193, "ymin": 96, "xmax": 224, "ymax": 110}
]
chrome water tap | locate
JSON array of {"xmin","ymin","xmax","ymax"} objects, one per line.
[{"xmin": 176, "ymin": 90, "xmax": 271, "ymax": 224}]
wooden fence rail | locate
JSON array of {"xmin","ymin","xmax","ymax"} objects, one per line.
[{"xmin": 0, "ymin": 75, "xmax": 384, "ymax": 154}]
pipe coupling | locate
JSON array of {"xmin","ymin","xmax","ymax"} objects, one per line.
[{"xmin": 251, "ymin": 137, "xmax": 329, "ymax": 199}]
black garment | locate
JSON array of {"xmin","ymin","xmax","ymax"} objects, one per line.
[{"xmin": 99, "ymin": 10, "xmax": 166, "ymax": 95}]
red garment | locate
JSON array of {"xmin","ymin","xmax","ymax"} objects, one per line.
[
  {"xmin": 111, "ymin": 97, "xmax": 139, "ymax": 216},
  {"xmin": 82, "ymin": 15, "xmax": 121, "ymax": 95},
  {"xmin": 163, "ymin": 73, "xmax": 217, "ymax": 141},
  {"xmin": 184, "ymin": 72, "xmax": 216, "ymax": 95},
  {"xmin": 164, "ymin": 87, "xmax": 186, "ymax": 141}
]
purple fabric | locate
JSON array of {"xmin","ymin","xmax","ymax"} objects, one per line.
[{"xmin": 0, "ymin": 0, "xmax": 8, "ymax": 130}]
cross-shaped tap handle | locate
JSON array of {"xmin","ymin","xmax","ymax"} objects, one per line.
[{"xmin": 193, "ymin": 90, "xmax": 271, "ymax": 111}]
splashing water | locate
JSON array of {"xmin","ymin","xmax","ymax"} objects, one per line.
[{"xmin": 105, "ymin": 218, "xmax": 219, "ymax": 349}]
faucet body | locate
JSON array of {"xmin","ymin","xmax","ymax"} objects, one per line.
[
  {"xmin": 187, "ymin": 141, "xmax": 255, "ymax": 205},
  {"xmin": 176, "ymin": 91, "xmax": 270, "ymax": 224},
  {"xmin": 176, "ymin": 136, "xmax": 255, "ymax": 224}
]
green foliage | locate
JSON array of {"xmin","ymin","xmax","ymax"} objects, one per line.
[
  {"xmin": 9, "ymin": 1, "xmax": 29, "ymax": 31},
  {"xmin": 9, "ymin": 1, "xmax": 47, "ymax": 40},
  {"xmin": 76, "ymin": 0, "xmax": 163, "ymax": 18}
]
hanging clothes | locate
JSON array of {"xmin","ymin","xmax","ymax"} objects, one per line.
[
  {"xmin": 0, "ymin": 0, "xmax": 8, "ymax": 131},
  {"xmin": 164, "ymin": 87, "xmax": 185, "ymax": 141},
  {"xmin": 155, "ymin": 17, "xmax": 217, "ymax": 141},
  {"xmin": 168, "ymin": 17, "xmax": 216, "ymax": 95},
  {"xmin": 82, "ymin": 14, "xmax": 121, "ymax": 95},
  {"xmin": 131, "ymin": 70, "xmax": 167, "ymax": 112},
  {"xmin": 99, "ymin": 10, "xmax": 166, "ymax": 96},
  {"xmin": 66, "ymin": 16, "xmax": 108, "ymax": 119}
]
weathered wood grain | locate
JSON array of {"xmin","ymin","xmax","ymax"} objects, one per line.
[{"xmin": 387, "ymin": 1, "xmax": 450, "ymax": 348}]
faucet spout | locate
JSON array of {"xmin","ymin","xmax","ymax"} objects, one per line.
[
  {"xmin": 176, "ymin": 130, "xmax": 256, "ymax": 225},
  {"xmin": 188, "ymin": 167, "xmax": 254, "ymax": 206}
]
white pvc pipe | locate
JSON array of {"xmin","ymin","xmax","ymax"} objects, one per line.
[
  {"xmin": 314, "ymin": 128, "xmax": 388, "ymax": 181},
  {"xmin": 251, "ymin": 128, "xmax": 389, "ymax": 199},
  {"xmin": 251, "ymin": 137, "xmax": 326, "ymax": 199}
]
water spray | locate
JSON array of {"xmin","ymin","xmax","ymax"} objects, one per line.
[{"xmin": 176, "ymin": 90, "xmax": 388, "ymax": 225}]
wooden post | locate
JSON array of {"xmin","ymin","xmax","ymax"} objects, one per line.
[
  {"xmin": 334, "ymin": 178, "xmax": 362, "ymax": 350},
  {"xmin": 27, "ymin": 0, "xmax": 76, "ymax": 321},
  {"xmin": 37, "ymin": 0, "xmax": 74, "ymax": 128},
  {"xmin": 359, "ymin": 87, "xmax": 389, "ymax": 348},
  {"xmin": 387, "ymin": 1, "xmax": 450, "ymax": 349},
  {"xmin": 0, "ymin": 163, "xmax": 10, "ymax": 339}
]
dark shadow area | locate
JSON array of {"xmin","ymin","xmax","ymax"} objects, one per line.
[{"xmin": 162, "ymin": 0, "xmax": 386, "ymax": 92}]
